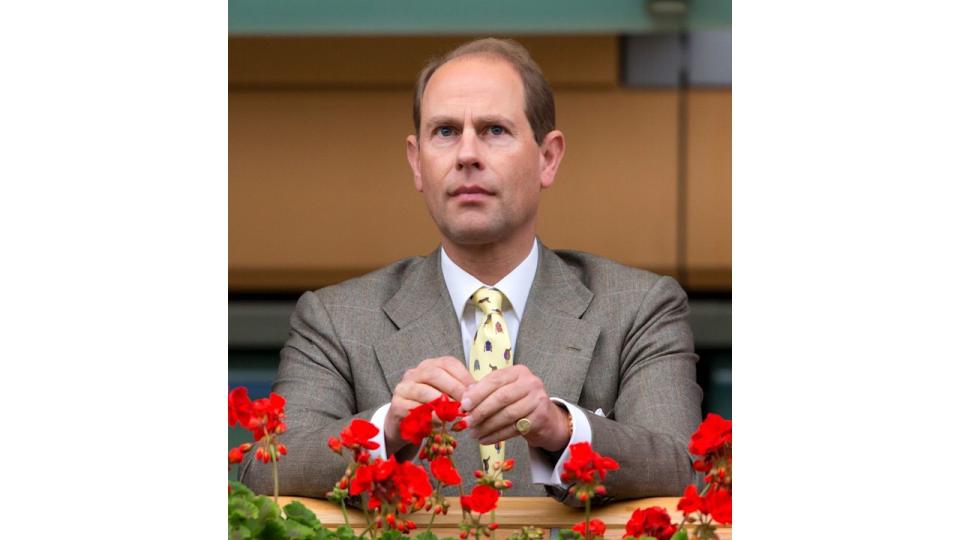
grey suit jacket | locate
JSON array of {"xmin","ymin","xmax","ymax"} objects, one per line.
[{"xmin": 239, "ymin": 242, "xmax": 703, "ymax": 505}]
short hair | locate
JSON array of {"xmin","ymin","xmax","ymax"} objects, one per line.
[{"xmin": 412, "ymin": 38, "xmax": 556, "ymax": 145}]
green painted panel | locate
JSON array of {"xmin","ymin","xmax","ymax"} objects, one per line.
[{"xmin": 229, "ymin": 0, "xmax": 731, "ymax": 35}]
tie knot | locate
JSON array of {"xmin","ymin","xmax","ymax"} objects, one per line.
[{"xmin": 471, "ymin": 287, "xmax": 505, "ymax": 315}]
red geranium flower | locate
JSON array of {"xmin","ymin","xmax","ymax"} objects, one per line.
[
  {"xmin": 561, "ymin": 442, "xmax": 620, "ymax": 484},
  {"xmin": 400, "ymin": 402, "xmax": 434, "ymax": 445},
  {"xmin": 677, "ymin": 484, "xmax": 706, "ymax": 516},
  {"xmin": 623, "ymin": 506, "xmax": 677, "ymax": 540},
  {"xmin": 430, "ymin": 393, "xmax": 464, "ymax": 422},
  {"xmin": 350, "ymin": 456, "xmax": 433, "ymax": 515},
  {"xmin": 704, "ymin": 486, "xmax": 732, "ymax": 524},
  {"xmin": 229, "ymin": 387, "xmax": 288, "ymax": 464},
  {"xmin": 572, "ymin": 519, "xmax": 606, "ymax": 538},
  {"xmin": 228, "ymin": 387, "xmax": 253, "ymax": 428},
  {"xmin": 430, "ymin": 455, "xmax": 462, "ymax": 486},
  {"xmin": 460, "ymin": 484, "xmax": 499, "ymax": 514},
  {"xmin": 688, "ymin": 413, "xmax": 732, "ymax": 457},
  {"xmin": 340, "ymin": 418, "xmax": 381, "ymax": 451}
]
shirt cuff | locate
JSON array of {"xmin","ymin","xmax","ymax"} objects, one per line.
[
  {"xmin": 528, "ymin": 397, "xmax": 592, "ymax": 487},
  {"xmin": 369, "ymin": 403, "xmax": 391, "ymax": 461}
]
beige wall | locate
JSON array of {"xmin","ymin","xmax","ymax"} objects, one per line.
[{"xmin": 229, "ymin": 36, "xmax": 730, "ymax": 292}]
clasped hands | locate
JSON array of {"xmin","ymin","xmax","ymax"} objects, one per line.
[{"xmin": 384, "ymin": 356, "xmax": 571, "ymax": 455}]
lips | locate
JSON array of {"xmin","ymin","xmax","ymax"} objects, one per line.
[
  {"xmin": 451, "ymin": 185, "xmax": 494, "ymax": 197},
  {"xmin": 450, "ymin": 185, "xmax": 495, "ymax": 203}
]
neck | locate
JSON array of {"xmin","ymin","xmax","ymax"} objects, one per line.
[{"xmin": 441, "ymin": 233, "xmax": 536, "ymax": 285}]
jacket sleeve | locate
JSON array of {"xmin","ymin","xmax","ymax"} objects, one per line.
[
  {"xmin": 238, "ymin": 290, "xmax": 384, "ymax": 499},
  {"xmin": 548, "ymin": 276, "xmax": 703, "ymax": 506}
]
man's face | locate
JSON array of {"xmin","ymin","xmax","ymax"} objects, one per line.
[{"xmin": 407, "ymin": 55, "xmax": 557, "ymax": 247}]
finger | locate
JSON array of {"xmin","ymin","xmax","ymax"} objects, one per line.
[
  {"xmin": 395, "ymin": 380, "xmax": 444, "ymax": 404},
  {"xmin": 478, "ymin": 420, "xmax": 524, "ymax": 446},
  {"xmin": 461, "ymin": 368, "xmax": 519, "ymax": 412},
  {"xmin": 410, "ymin": 365, "xmax": 470, "ymax": 400},
  {"xmin": 473, "ymin": 392, "xmax": 538, "ymax": 439},
  {"xmin": 433, "ymin": 356, "xmax": 476, "ymax": 389},
  {"xmin": 389, "ymin": 397, "xmax": 423, "ymax": 418},
  {"xmin": 466, "ymin": 381, "xmax": 527, "ymax": 427}
]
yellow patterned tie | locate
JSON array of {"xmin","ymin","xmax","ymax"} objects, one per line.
[{"xmin": 469, "ymin": 287, "xmax": 512, "ymax": 475}]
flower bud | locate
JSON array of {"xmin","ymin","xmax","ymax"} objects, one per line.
[
  {"xmin": 434, "ymin": 434, "xmax": 442, "ymax": 443},
  {"xmin": 452, "ymin": 420, "xmax": 468, "ymax": 431},
  {"xmin": 502, "ymin": 480, "xmax": 513, "ymax": 489},
  {"xmin": 578, "ymin": 493, "xmax": 588, "ymax": 502},
  {"xmin": 327, "ymin": 437, "xmax": 342, "ymax": 453},
  {"xmin": 489, "ymin": 523, "xmax": 499, "ymax": 530},
  {"xmin": 502, "ymin": 458, "xmax": 515, "ymax": 471},
  {"xmin": 474, "ymin": 470, "xmax": 484, "ymax": 478},
  {"xmin": 595, "ymin": 486, "xmax": 606, "ymax": 495},
  {"xmin": 406, "ymin": 520, "xmax": 416, "ymax": 531},
  {"xmin": 460, "ymin": 532, "xmax": 468, "ymax": 539}
]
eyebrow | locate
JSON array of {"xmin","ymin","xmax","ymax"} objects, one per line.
[{"xmin": 424, "ymin": 115, "xmax": 517, "ymax": 131}]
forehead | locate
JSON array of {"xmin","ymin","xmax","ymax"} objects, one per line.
[{"xmin": 421, "ymin": 55, "xmax": 525, "ymax": 118}]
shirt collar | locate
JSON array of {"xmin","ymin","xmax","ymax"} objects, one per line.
[{"xmin": 440, "ymin": 238, "xmax": 539, "ymax": 320}]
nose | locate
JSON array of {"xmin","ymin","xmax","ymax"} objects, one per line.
[{"xmin": 456, "ymin": 129, "xmax": 483, "ymax": 172}]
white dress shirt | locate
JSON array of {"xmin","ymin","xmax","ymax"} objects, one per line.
[{"xmin": 369, "ymin": 239, "xmax": 592, "ymax": 487}]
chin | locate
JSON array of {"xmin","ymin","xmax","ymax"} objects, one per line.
[{"xmin": 440, "ymin": 223, "xmax": 505, "ymax": 246}]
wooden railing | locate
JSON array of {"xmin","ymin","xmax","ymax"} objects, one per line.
[{"xmin": 278, "ymin": 496, "xmax": 732, "ymax": 540}]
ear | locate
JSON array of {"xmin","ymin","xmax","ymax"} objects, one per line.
[
  {"xmin": 538, "ymin": 130, "xmax": 565, "ymax": 189},
  {"xmin": 406, "ymin": 134, "xmax": 423, "ymax": 192}
]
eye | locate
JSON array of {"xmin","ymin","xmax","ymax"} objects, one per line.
[
  {"xmin": 436, "ymin": 126, "xmax": 457, "ymax": 137},
  {"xmin": 487, "ymin": 125, "xmax": 506, "ymax": 136}
]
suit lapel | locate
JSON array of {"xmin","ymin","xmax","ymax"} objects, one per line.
[
  {"xmin": 515, "ymin": 242, "xmax": 601, "ymax": 404},
  {"xmin": 373, "ymin": 248, "xmax": 484, "ymax": 480},
  {"xmin": 374, "ymin": 248, "xmax": 465, "ymax": 393}
]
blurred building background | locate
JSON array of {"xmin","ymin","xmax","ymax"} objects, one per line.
[{"xmin": 228, "ymin": 0, "xmax": 731, "ymax": 473}]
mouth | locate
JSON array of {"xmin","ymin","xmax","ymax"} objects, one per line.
[{"xmin": 450, "ymin": 185, "xmax": 495, "ymax": 202}]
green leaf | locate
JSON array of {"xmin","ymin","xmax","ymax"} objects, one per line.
[
  {"xmin": 283, "ymin": 501, "xmax": 324, "ymax": 531},
  {"xmin": 669, "ymin": 530, "xmax": 689, "ymax": 540},
  {"xmin": 229, "ymin": 498, "xmax": 259, "ymax": 523},
  {"xmin": 380, "ymin": 529, "xmax": 404, "ymax": 540},
  {"xmin": 229, "ymin": 523, "xmax": 253, "ymax": 540},
  {"xmin": 314, "ymin": 528, "xmax": 337, "ymax": 540},
  {"xmin": 254, "ymin": 496, "xmax": 282, "ymax": 523},
  {"xmin": 229, "ymin": 481, "xmax": 255, "ymax": 499},
  {"xmin": 556, "ymin": 530, "xmax": 582, "ymax": 540},
  {"xmin": 260, "ymin": 517, "xmax": 291, "ymax": 540},
  {"xmin": 334, "ymin": 524, "xmax": 355, "ymax": 540},
  {"xmin": 414, "ymin": 532, "xmax": 439, "ymax": 540},
  {"xmin": 284, "ymin": 518, "xmax": 318, "ymax": 540}
]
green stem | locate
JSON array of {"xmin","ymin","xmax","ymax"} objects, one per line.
[
  {"xmin": 583, "ymin": 495, "xmax": 591, "ymax": 540},
  {"xmin": 427, "ymin": 479, "xmax": 441, "ymax": 534},
  {"xmin": 340, "ymin": 498, "xmax": 351, "ymax": 528},
  {"xmin": 270, "ymin": 444, "xmax": 280, "ymax": 507},
  {"xmin": 361, "ymin": 495, "xmax": 374, "ymax": 539}
]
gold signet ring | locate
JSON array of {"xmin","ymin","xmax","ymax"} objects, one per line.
[{"xmin": 515, "ymin": 418, "xmax": 532, "ymax": 435}]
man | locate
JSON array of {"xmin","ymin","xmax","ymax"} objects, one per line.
[{"xmin": 240, "ymin": 38, "xmax": 702, "ymax": 505}]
